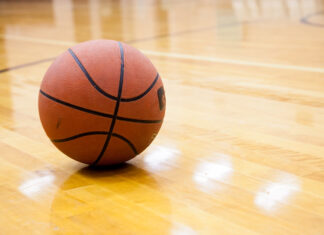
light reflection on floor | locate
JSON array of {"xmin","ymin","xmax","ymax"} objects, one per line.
[
  {"xmin": 19, "ymin": 170, "xmax": 55, "ymax": 199},
  {"xmin": 254, "ymin": 173, "xmax": 301, "ymax": 213},
  {"xmin": 193, "ymin": 153, "xmax": 233, "ymax": 193},
  {"xmin": 171, "ymin": 222, "xmax": 197, "ymax": 235},
  {"xmin": 142, "ymin": 144, "xmax": 180, "ymax": 172}
]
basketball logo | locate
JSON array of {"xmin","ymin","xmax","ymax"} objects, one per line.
[{"xmin": 157, "ymin": 86, "xmax": 166, "ymax": 110}]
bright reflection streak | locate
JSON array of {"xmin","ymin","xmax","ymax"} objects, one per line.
[
  {"xmin": 193, "ymin": 153, "xmax": 233, "ymax": 193},
  {"xmin": 254, "ymin": 173, "xmax": 301, "ymax": 213},
  {"xmin": 19, "ymin": 170, "xmax": 55, "ymax": 198},
  {"xmin": 171, "ymin": 223, "xmax": 197, "ymax": 235},
  {"xmin": 143, "ymin": 145, "xmax": 180, "ymax": 171}
]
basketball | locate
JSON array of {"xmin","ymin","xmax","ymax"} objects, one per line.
[{"xmin": 38, "ymin": 40, "xmax": 166, "ymax": 166}]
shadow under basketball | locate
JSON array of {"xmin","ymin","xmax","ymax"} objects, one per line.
[{"xmin": 50, "ymin": 163, "xmax": 171, "ymax": 234}]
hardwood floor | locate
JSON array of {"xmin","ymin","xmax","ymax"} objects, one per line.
[{"xmin": 0, "ymin": 0, "xmax": 324, "ymax": 234}]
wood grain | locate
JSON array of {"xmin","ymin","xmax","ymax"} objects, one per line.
[{"xmin": 0, "ymin": 0, "xmax": 324, "ymax": 234}]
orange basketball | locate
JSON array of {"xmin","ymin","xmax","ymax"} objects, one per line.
[{"xmin": 38, "ymin": 40, "xmax": 166, "ymax": 166}]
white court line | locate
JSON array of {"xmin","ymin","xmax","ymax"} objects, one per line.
[
  {"xmin": 142, "ymin": 50, "xmax": 324, "ymax": 73},
  {"xmin": 2, "ymin": 34, "xmax": 324, "ymax": 73},
  {"xmin": 0, "ymin": 34, "xmax": 75, "ymax": 46}
]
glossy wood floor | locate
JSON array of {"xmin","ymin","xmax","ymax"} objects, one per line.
[{"xmin": 1, "ymin": 0, "xmax": 324, "ymax": 234}]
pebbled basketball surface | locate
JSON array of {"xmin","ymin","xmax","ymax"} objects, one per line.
[{"xmin": 38, "ymin": 40, "xmax": 166, "ymax": 166}]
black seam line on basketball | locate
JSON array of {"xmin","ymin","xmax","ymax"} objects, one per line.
[
  {"xmin": 52, "ymin": 131, "xmax": 138, "ymax": 154},
  {"xmin": 39, "ymin": 89, "xmax": 162, "ymax": 123},
  {"xmin": 52, "ymin": 131, "xmax": 107, "ymax": 142},
  {"xmin": 120, "ymin": 73, "xmax": 159, "ymax": 102},
  {"xmin": 69, "ymin": 48, "xmax": 159, "ymax": 103},
  {"xmin": 68, "ymin": 48, "xmax": 118, "ymax": 101},
  {"xmin": 116, "ymin": 116, "xmax": 162, "ymax": 123},
  {"xmin": 112, "ymin": 133, "xmax": 138, "ymax": 154},
  {"xmin": 39, "ymin": 89, "xmax": 113, "ymax": 118},
  {"xmin": 92, "ymin": 41, "xmax": 125, "ymax": 166}
]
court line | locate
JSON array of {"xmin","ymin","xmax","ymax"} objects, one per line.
[
  {"xmin": 0, "ymin": 21, "xmax": 247, "ymax": 47},
  {"xmin": 1, "ymin": 47, "xmax": 323, "ymax": 74},
  {"xmin": 301, "ymin": 11, "xmax": 324, "ymax": 28},
  {"xmin": 0, "ymin": 34, "xmax": 74, "ymax": 47},
  {"xmin": 1, "ymin": 18, "xmax": 323, "ymax": 74},
  {"xmin": 0, "ymin": 57, "xmax": 56, "ymax": 73},
  {"xmin": 0, "ymin": 21, "xmax": 251, "ymax": 73},
  {"xmin": 142, "ymin": 50, "xmax": 324, "ymax": 73},
  {"xmin": 126, "ymin": 21, "xmax": 245, "ymax": 44},
  {"xmin": 0, "ymin": 35, "xmax": 73, "ymax": 74}
]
